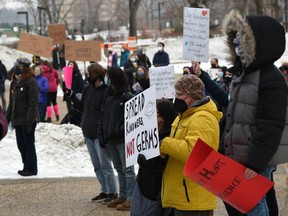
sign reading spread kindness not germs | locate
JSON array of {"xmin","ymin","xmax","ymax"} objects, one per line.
[
  {"xmin": 124, "ymin": 86, "xmax": 159, "ymax": 167},
  {"xmin": 183, "ymin": 7, "xmax": 210, "ymax": 62}
]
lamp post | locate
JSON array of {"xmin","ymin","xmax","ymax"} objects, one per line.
[
  {"xmin": 37, "ymin": 6, "xmax": 46, "ymax": 35},
  {"xmin": 158, "ymin": 0, "xmax": 163, "ymax": 38},
  {"xmin": 17, "ymin": 11, "xmax": 29, "ymax": 33}
]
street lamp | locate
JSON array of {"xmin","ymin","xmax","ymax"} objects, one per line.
[
  {"xmin": 37, "ymin": 6, "xmax": 46, "ymax": 35},
  {"xmin": 158, "ymin": 0, "xmax": 163, "ymax": 38},
  {"xmin": 17, "ymin": 11, "xmax": 29, "ymax": 33}
]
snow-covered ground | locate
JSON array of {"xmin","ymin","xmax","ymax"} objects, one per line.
[{"xmin": 0, "ymin": 34, "xmax": 288, "ymax": 179}]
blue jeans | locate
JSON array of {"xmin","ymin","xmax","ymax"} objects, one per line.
[
  {"xmin": 85, "ymin": 137, "xmax": 116, "ymax": 193},
  {"xmin": 106, "ymin": 142, "xmax": 136, "ymax": 200},
  {"xmin": 247, "ymin": 165, "xmax": 276, "ymax": 216}
]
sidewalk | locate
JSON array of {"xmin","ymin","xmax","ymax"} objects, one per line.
[{"xmin": 0, "ymin": 165, "xmax": 287, "ymax": 216}]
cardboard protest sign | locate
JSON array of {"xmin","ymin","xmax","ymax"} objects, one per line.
[
  {"xmin": 48, "ymin": 24, "xmax": 67, "ymax": 45},
  {"xmin": 184, "ymin": 139, "xmax": 274, "ymax": 214},
  {"xmin": 149, "ymin": 65, "xmax": 175, "ymax": 99},
  {"xmin": 18, "ymin": 32, "xmax": 53, "ymax": 58},
  {"xmin": 65, "ymin": 40, "xmax": 101, "ymax": 61},
  {"xmin": 124, "ymin": 86, "xmax": 159, "ymax": 167},
  {"xmin": 183, "ymin": 7, "xmax": 210, "ymax": 62}
]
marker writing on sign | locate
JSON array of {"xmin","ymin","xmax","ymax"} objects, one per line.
[
  {"xmin": 125, "ymin": 93, "xmax": 145, "ymax": 120},
  {"xmin": 198, "ymin": 158, "xmax": 226, "ymax": 180}
]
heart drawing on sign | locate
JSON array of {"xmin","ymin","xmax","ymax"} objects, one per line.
[{"xmin": 202, "ymin": 10, "xmax": 207, "ymax": 16}]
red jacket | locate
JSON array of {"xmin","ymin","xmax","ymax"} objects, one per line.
[{"xmin": 42, "ymin": 64, "xmax": 60, "ymax": 93}]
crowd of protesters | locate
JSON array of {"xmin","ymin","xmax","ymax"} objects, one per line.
[{"xmin": 0, "ymin": 10, "xmax": 287, "ymax": 216}]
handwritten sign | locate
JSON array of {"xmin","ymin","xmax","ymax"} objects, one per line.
[
  {"xmin": 149, "ymin": 65, "xmax": 175, "ymax": 99},
  {"xmin": 48, "ymin": 24, "xmax": 67, "ymax": 45},
  {"xmin": 124, "ymin": 86, "xmax": 159, "ymax": 167},
  {"xmin": 18, "ymin": 32, "xmax": 53, "ymax": 58},
  {"xmin": 65, "ymin": 40, "xmax": 101, "ymax": 61},
  {"xmin": 183, "ymin": 7, "xmax": 210, "ymax": 62},
  {"xmin": 184, "ymin": 139, "xmax": 274, "ymax": 214}
]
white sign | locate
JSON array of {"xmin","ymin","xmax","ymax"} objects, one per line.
[
  {"xmin": 208, "ymin": 68, "xmax": 221, "ymax": 80},
  {"xmin": 124, "ymin": 86, "xmax": 159, "ymax": 167},
  {"xmin": 183, "ymin": 7, "xmax": 210, "ymax": 62},
  {"xmin": 149, "ymin": 65, "xmax": 175, "ymax": 99}
]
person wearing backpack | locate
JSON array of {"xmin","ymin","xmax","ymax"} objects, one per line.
[{"xmin": 221, "ymin": 10, "xmax": 288, "ymax": 216}]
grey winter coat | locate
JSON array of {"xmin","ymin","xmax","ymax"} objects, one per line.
[{"xmin": 222, "ymin": 10, "xmax": 287, "ymax": 171}]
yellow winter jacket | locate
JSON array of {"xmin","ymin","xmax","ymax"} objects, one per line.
[{"xmin": 160, "ymin": 98, "xmax": 222, "ymax": 211}]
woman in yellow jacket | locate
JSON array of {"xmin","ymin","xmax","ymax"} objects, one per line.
[{"xmin": 160, "ymin": 74, "xmax": 222, "ymax": 216}]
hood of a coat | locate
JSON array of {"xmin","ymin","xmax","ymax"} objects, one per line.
[
  {"xmin": 182, "ymin": 99, "xmax": 223, "ymax": 122},
  {"xmin": 41, "ymin": 64, "xmax": 51, "ymax": 73},
  {"xmin": 222, "ymin": 10, "xmax": 285, "ymax": 72}
]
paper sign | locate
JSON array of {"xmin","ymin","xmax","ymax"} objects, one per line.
[
  {"xmin": 128, "ymin": 36, "xmax": 137, "ymax": 51},
  {"xmin": 183, "ymin": 7, "xmax": 210, "ymax": 62},
  {"xmin": 65, "ymin": 40, "xmax": 101, "ymax": 61},
  {"xmin": 48, "ymin": 24, "xmax": 67, "ymax": 45},
  {"xmin": 207, "ymin": 68, "xmax": 221, "ymax": 80},
  {"xmin": 124, "ymin": 86, "xmax": 159, "ymax": 167},
  {"xmin": 184, "ymin": 139, "xmax": 274, "ymax": 214},
  {"xmin": 18, "ymin": 32, "xmax": 53, "ymax": 58},
  {"xmin": 149, "ymin": 65, "xmax": 175, "ymax": 99},
  {"xmin": 63, "ymin": 66, "xmax": 73, "ymax": 89}
]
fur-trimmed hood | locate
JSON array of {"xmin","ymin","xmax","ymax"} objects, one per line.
[{"xmin": 222, "ymin": 10, "xmax": 285, "ymax": 72}]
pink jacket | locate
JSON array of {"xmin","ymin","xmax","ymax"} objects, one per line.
[{"xmin": 41, "ymin": 64, "xmax": 60, "ymax": 93}]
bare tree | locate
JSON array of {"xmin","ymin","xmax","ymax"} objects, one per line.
[
  {"xmin": 129, "ymin": 0, "xmax": 141, "ymax": 36},
  {"xmin": 20, "ymin": 0, "xmax": 75, "ymax": 24}
]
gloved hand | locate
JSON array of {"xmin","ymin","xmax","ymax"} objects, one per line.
[
  {"xmin": 64, "ymin": 88, "xmax": 74, "ymax": 98},
  {"xmin": 137, "ymin": 154, "xmax": 147, "ymax": 167},
  {"xmin": 99, "ymin": 140, "xmax": 106, "ymax": 148}
]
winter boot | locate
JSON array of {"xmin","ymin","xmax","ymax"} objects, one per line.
[
  {"xmin": 46, "ymin": 106, "xmax": 52, "ymax": 123},
  {"xmin": 53, "ymin": 104, "xmax": 60, "ymax": 121}
]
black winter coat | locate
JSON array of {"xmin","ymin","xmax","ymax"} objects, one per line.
[
  {"xmin": 80, "ymin": 83, "xmax": 107, "ymax": 139},
  {"xmin": 6, "ymin": 78, "xmax": 39, "ymax": 126},
  {"xmin": 98, "ymin": 88, "xmax": 133, "ymax": 143}
]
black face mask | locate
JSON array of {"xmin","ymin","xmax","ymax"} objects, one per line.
[
  {"xmin": 224, "ymin": 76, "xmax": 232, "ymax": 85},
  {"xmin": 173, "ymin": 98, "xmax": 188, "ymax": 113},
  {"xmin": 87, "ymin": 77, "xmax": 97, "ymax": 85},
  {"xmin": 15, "ymin": 66, "xmax": 22, "ymax": 75}
]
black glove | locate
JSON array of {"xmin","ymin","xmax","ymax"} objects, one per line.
[
  {"xmin": 137, "ymin": 154, "xmax": 148, "ymax": 167},
  {"xmin": 99, "ymin": 140, "xmax": 106, "ymax": 148},
  {"xmin": 64, "ymin": 88, "xmax": 74, "ymax": 98}
]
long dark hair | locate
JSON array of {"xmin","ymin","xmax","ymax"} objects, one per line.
[{"xmin": 107, "ymin": 67, "xmax": 128, "ymax": 93}]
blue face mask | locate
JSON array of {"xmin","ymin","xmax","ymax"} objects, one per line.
[
  {"xmin": 218, "ymin": 71, "xmax": 224, "ymax": 78},
  {"xmin": 130, "ymin": 58, "xmax": 136, "ymax": 62},
  {"xmin": 137, "ymin": 71, "xmax": 144, "ymax": 77}
]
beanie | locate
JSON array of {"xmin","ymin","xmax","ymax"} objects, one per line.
[{"xmin": 174, "ymin": 74, "xmax": 205, "ymax": 100}]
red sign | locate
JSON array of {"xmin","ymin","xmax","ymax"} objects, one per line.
[{"xmin": 184, "ymin": 139, "xmax": 274, "ymax": 214}]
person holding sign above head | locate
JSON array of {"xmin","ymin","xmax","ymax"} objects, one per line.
[
  {"xmin": 130, "ymin": 99, "xmax": 177, "ymax": 216},
  {"xmin": 98, "ymin": 67, "xmax": 136, "ymax": 211},
  {"xmin": 152, "ymin": 42, "xmax": 170, "ymax": 67},
  {"xmin": 221, "ymin": 10, "xmax": 287, "ymax": 216},
  {"xmin": 160, "ymin": 74, "xmax": 222, "ymax": 216}
]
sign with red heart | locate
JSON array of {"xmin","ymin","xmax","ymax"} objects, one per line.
[{"xmin": 202, "ymin": 10, "xmax": 208, "ymax": 16}]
